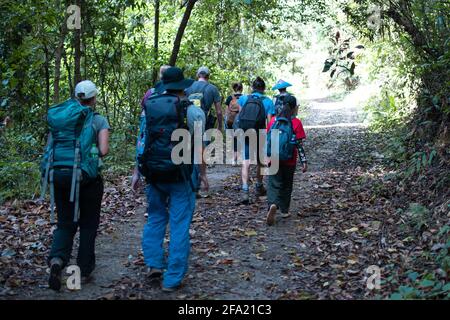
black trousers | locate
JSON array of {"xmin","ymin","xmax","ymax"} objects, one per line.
[
  {"xmin": 48, "ymin": 170, "xmax": 104, "ymax": 277},
  {"xmin": 267, "ymin": 165, "xmax": 296, "ymax": 214}
]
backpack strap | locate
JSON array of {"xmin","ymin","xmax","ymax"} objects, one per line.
[
  {"xmin": 70, "ymin": 139, "xmax": 82, "ymax": 223},
  {"xmin": 73, "ymin": 168, "xmax": 82, "ymax": 223},
  {"xmin": 200, "ymin": 82, "xmax": 212, "ymax": 114}
]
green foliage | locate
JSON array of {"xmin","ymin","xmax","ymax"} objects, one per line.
[
  {"xmin": 322, "ymin": 31, "xmax": 364, "ymax": 90},
  {"xmin": 0, "ymin": 130, "xmax": 42, "ymax": 203}
]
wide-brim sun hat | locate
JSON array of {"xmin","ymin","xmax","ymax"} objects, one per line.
[
  {"xmin": 272, "ymin": 79, "xmax": 293, "ymax": 91},
  {"xmin": 159, "ymin": 67, "xmax": 195, "ymax": 91}
]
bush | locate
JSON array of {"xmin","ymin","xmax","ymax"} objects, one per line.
[{"xmin": 0, "ymin": 130, "xmax": 43, "ymax": 203}]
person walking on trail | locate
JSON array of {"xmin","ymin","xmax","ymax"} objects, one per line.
[
  {"xmin": 266, "ymin": 95, "xmax": 308, "ymax": 226},
  {"xmin": 140, "ymin": 65, "xmax": 172, "ymax": 109},
  {"xmin": 237, "ymin": 77, "xmax": 276, "ymax": 204},
  {"xmin": 272, "ymin": 79, "xmax": 294, "ymax": 116},
  {"xmin": 42, "ymin": 80, "xmax": 110, "ymax": 291},
  {"xmin": 132, "ymin": 65, "xmax": 171, "ymax": 217},
  {"xmin": 186, "ymin": 66, "xmax": 223, "ymax": 132},
  {"xmin": 225, "ymin": 82, "xmax": 244, "ymax": 166},
  {"xmin": 136, "ymin": 67, "xmax": 209, "ymax": 292}
]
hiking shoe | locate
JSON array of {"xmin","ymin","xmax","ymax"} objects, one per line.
[
  {"xmin": 241, "ymin": 189, "xmax": 250, "ymax": 204},
  {"xmin": 161, "ymin": 284, "xmax": 181, "ymax": 292},
  {"xmin": 147, "ymin": 268, "xmax": 163, "ymax": 279},
  {"xmin": 48, "ymin": 258, "xmax": 63, "ymax": 291},
  {"xmin": 256, "ymin": 185, "xmax": 267, "ymax": 197},
  {"xmin": 281, "ymin": 212, "xmax": 291, "ymax": 219},
  {"xmin": 266, "ymin": 205, "xmax": 277, "ymax": 226},
  {"xmin": 81, "ymin": 275, "xmax": 94, "ymax": 285}
]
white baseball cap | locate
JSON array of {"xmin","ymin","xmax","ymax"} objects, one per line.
[{"xmin": 75, "ymin": 80, "xmax": 98, "ymax": 100}]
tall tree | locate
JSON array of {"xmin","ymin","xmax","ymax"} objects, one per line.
[
  {"xmin": 152, "ymin": 0, "xmax": 160, "ymax": 84},
  {"xmin": 169, "ymin": 0, "xmax": 198, "ymax": 66},
  {"xmin": 74, "ymin": 0, "xmax": 82, "ymax": 86}
]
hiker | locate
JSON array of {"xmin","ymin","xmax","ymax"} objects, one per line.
[
  {"xmin": 272, "ymin": 79, "xmax": 293, "ymax": 116},
  {"xmin": 185, "ymin": 66, "xmax": 223, "ymax": 132},
  {"xmin": 224, "ymin": 82, "xmax": 243, "ymax": 165},
  {"xmin": 266, "ymin": 95, "xmax": 307, "ymax": 226},
  {"xmin": 237, "ymin": 77, "xmax": 276, "ymax": 204},
  {"xmin": 43, "ymin": 80, "xmax": 110, "ymax": 291},
  {"xmin": 140, "ymin": 65, "xmax": 172, "ymax": 109},
  {"xmin": 132, "ymin": 65, "xmax": 171, "ymax": 207},
  {"xmin": 137, "ymin": 67, "xmax": 209, "ymax": 292}
]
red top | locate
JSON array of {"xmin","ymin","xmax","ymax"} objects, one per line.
[{"xmin": 267, "ymin": 117, "xmax": 306, "ymax": 166}]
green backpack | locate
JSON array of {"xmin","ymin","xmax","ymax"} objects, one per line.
[{"xmin": 40, "ymin": 99, "xmax": 99, "ymax": 224}]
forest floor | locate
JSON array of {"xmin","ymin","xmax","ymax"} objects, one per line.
[{"xmin": 1, "ymin": 92, "xmax": 448, "ymax": 300}]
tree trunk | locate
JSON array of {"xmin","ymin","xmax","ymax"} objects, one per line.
[
  {"xmin": 43, "ymin": 43, "xmax": 50, "ymax": 110},
  {"xmin": 169, "ymin": 0, "xmax": 198, "ymax": 66},
  {"xmin": 53, "ymin": 21, "xmax": 67, "ymax": 104},
  {"xmin": 74, "ymin": 0, "xmax": 82, "ymax": 85},
  {"xmin": 152, "ymin": 0, "xmax": 160, "ymax": 84},
  {"xmin": 385, "ymin": 1, "xmax": 436, "ymax": 58}
]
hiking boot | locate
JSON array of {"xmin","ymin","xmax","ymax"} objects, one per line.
[
  {"xmin": 266, "ymin": 205, "xmax": 277, "ymax": 226},
  {"xmin": 241, "ymin": 189, "xmax": 250, "ymax": 205},
  {"xmin": 81, "ymin": 274, "xmax": 94, "ymax": 285},
  {"xmin": 161, "ymin": 284, "xmax": 181, "ymax": 293},
  {"xmin": 48, "ymin": 258, "xmax": 63, "ymax": 291},
  {"xmin": 256, "ymin": 185, "xmax": 267, "ymax": 197},
  {"xmin": 147, "ymin": 268, "xmax": 163, "ymax": 279}
]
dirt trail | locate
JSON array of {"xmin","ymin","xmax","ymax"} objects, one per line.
[{"xmin": 15, "ymin": 93, "xmax": 375, "ymax": 300}]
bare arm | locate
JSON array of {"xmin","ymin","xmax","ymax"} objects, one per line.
[
  {"xmin": 215, "ymin": 101, "xmax": 223, "ymax": 132},
  {"xmin": 98, "ymin": 129, "xmax": 110, "ymax": 157}
]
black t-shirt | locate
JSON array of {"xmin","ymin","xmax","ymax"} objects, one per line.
[{"xmin": 225, "ymin": 93, "xmax": 243, "ymax": 107}]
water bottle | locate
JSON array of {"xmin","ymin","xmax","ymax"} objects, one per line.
[
  {"xmin": 90, "ymin": 144, "xmax": 99, "ymax": 160},
  {"xmin": 90, "ymin": 144, "xmax": 102, "ymax": 168}
]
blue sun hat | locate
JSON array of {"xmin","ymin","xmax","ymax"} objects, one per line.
[{"xmin": 272, "ymin": 79, "xmax": 293, "ymax": 91}]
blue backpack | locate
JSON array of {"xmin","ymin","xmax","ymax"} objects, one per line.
[
  {"xmin": 267, "ymin": 117, "xmax": 295, "ymax": 161},
  {"xmin": 40, "ymin": 99, "xmax": 100, "ymax": 224},
  {"xmin": 138, "ymin": 93, "xmax": 193, "ymax": 184}
]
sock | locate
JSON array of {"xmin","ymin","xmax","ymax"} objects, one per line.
[{"xmin": 242, "ymin": 184, "xmax": 249, "ymax": 192}]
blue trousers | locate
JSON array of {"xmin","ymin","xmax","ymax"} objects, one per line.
[{"xmin": 142, "ymin": 182, "xmax": 196, "ymax": 288}]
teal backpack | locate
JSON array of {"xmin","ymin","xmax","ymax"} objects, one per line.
[
  {"xmin": 40, "ymin": 99, "xmax": 99, "ymax": 224},
  {"xmin": 266, "ymin": 117, "xmax": 295, "ymax": 161}
]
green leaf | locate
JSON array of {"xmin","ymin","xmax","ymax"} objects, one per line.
[
  {"xmin": 407, "ymin": 272, "xmax": 419, "ymax": 281},
  {"xmin": 419, "ymin": 279, "xmax": 435, "ymax": 288},
  {"xmin": 389, "ymin": 293, "xmax": 403, "ymax": 300},
  {"xmin": 443, "ymin": 283, "xmax": 450, "ymax": 292},
  {"xmin": 322, "ymin": 59, "xmax": 336, "ymax": 73}
]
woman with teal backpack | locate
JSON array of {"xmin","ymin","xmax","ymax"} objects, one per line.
[
  {"xmin": 42, "ymin": 80, "xmax": 110, "ymax": 291},
  {"xmin": 266, "ymin": 95, "xmax": 307, "ymax": 226}
]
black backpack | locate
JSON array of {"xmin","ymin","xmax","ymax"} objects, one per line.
[
  {"xmin": 274, "ymin": 93, "xmax": 291, "ymax": 116},
  {"xmin": 238, "ymin": 95, "xmax": 266, "ymax": 131},
  {"xmin": 138, "ymin": 93, "xmax": 193, "ymax": 184}
]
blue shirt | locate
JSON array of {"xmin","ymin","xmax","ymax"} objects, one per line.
[{"xmin": 238, "ymin": 92, "xmax": 276, "ymax": 117}]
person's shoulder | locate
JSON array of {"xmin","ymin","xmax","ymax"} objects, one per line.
[
  {"xmin": 93, "ymin": 113, "xmax": 107, "ymax": 121},
  {"xmin": 263, "ymin": 96, "xmax": 274, "ymax": 105},
  {"xmin": 93, "ymin": 114, "xmax": 110, "ymax": 130}
]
